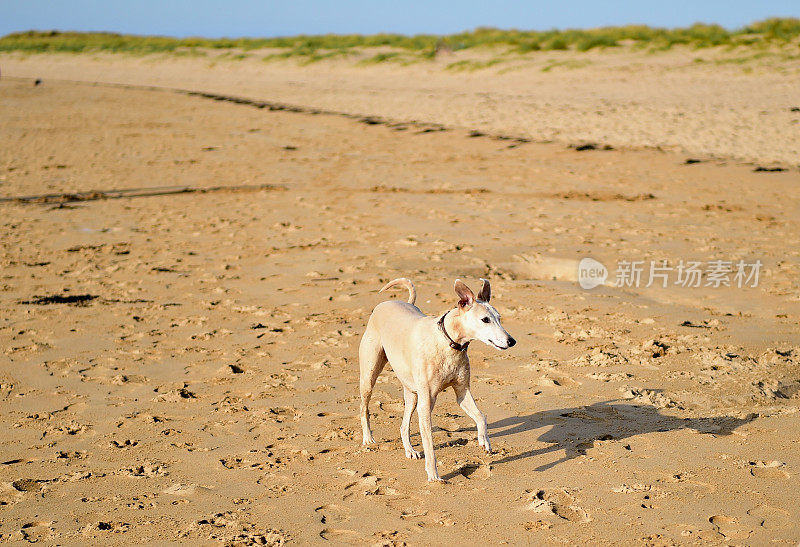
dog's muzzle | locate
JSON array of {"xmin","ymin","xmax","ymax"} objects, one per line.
[{"xmin": 490, "ymin": 336, "xmax": 516, "ymax": 350}]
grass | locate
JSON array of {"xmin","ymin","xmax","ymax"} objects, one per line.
[
  {"xmin": 262, "ymin": 46, "xmax": 353, "ymax": 64},
  {"xmin": 541, "ymin": 59, "xmax": 593, "ymax": 72},
  {"xmin": 446, "ymin": 58, "xmax": 505, "ymax": 71},
  {"xmin": 1, "ymin": 18, "xmax": 798, "ymax": 65}
]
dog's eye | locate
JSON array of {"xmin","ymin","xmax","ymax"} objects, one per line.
[{"xmin": 481, "ymin": 317, "xmax": 491, "ymax": 323}]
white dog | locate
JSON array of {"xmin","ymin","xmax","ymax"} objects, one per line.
[{"xmin": 359, "ymin": 278, "xmax": 515, "ymax": 481}]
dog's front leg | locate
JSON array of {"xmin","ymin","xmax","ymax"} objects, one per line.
[
  {"xmin": 454, "ymin": 383, "xmax": 491, "ymax": 454},
  {"xmin": 416, "ymin": 389, "xmax": 442, "ymax": 482}
]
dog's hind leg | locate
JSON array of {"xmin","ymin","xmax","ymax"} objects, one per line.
[
  {"xmin": 359, "ymin": 327, "xmax": 387, "ymax": 445},
  {"xmin": 400, "ymin": 387, "xmax": 421, "ymax": 459}
]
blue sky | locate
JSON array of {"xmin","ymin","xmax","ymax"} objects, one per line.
[{"xmin": 1, "ymin": 0, "xmax": 798, "ymax": 38}]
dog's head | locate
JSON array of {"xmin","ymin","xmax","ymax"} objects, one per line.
[{"xmin": 453, "ymin": 278, "xmax": 516, "ymax": 350}]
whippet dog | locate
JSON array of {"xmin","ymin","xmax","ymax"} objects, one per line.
[{"xmin": 359, "ymin": 278, "xmax": 515, "ymax": 481}]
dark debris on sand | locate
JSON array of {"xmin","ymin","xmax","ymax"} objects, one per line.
[
  {"xmin": 570, "ymin": 143, "xmax": 614, "ymax": 151},
  {"xmin": 20, "ymin": 294, "xmax": 99, "ymax": 306}
]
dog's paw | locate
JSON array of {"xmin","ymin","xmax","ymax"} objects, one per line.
[
  {"xmin": 405, "ymin": 448, "xmax": 422, "ymax": 460},
  {"xmin": 427, "ymin": 476, "xmax": 445, "ymax": 483},
  {"xmin": 478, "ymin": 438, "xmax": 492, "ymax": 454},
  {"xmin": 362, "ymin": 435, "xmax": 376, "ymax": 445}
]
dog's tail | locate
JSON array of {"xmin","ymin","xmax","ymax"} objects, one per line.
[{"xmin": 379, "ymin": 278, "xmax": 416, "ymax": 305}]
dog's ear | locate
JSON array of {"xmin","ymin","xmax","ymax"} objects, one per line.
[
  {"xmin": 478, "ymin": 278, "xmax": 491, "ymax": 302},
  {"xmin": 454, "ymin": 279, "xmax": 475, "ymax": 309}
]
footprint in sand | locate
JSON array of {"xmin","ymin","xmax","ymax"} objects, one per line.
[
  {"xmin": 372, "ymin": 529, "xmax": 408, "ymax": 544},
  {"xmin": 434, "ymin": 413, "xmax": 463, "ymax": 433},
  {"xmin": 526, "ymin": 488, "xmax": 590, "ymax": 523},
  {"xmin": 20, "ymin": 521, "xmax": 54, "ymax": 542},
  {"xmin": 315, "ymin": 504, "xmax": 351, "ymax": 524},
  {"xmin": 536, "ymin": 367, "xmax": 580, "ymax": 388},
  {"xmin": 12, "ymin": 478, "xmax": 43, "ymax": 493},
  {"xmin": 45, "ymin": 420, "xmax": 90, "ymax": 436},
  {"xmin": 225, "ymin": 363, "xmax": 246, "ymax": 374},
  {"xmin": 111, "ymin": 374, "xmax": 148, "ymax": 385},
  {"xmin": 228, "ymin": 531, "xmax": 290, "ymax": 545},
  {"xmin": 587, "ymin": 372, "xmax": 632, "ymax": 382},
  {"xmin": 153, "ymin": 383, "xmax": 197, "ymax": 402},
  {"xmin": 342, "ymin": 473, "xmax": 399, "ymax": 498},
  {"xmin": 316, "ymin": 427, "xmax": 355, "ymax": 442},
  {"xmin": 612, "ymin": 483, "xmax": 652, "ymax": 494},
  {"xmin": 268, "ymin": 406, "xmax": 301, "ymax": 422},
  {"xmin": 747, "ymin": 505, "xmax": 791, "ymax": 530},
  {"xmin": 523, "ymin": 520, "xmax": 553, "ymax": 531},
  {"xmin": 319, "ymin": 528, "xmax": 362, "ymax": 544},
  {"xmin": 384, "ymin": 494, "xmax": 458, "ymax": 530},
  {"xmin": 81, "ymin": 521, "xmax": 130, "ymax": 535},
  {"xmin": 378, "ymin": 400, "xmax": 405, "ymax": 414},
  {"xmin": 56, "ymin": 450, "xmax": 87, "ymax": 461},
  {"xmin": 184, "ymin": 512, "xmax": 290, "ymax": 544},
  {"xmin": 448, "ymin": 461, "xmax": 492, "ymax": 480},
  {"xmin": 110, "ymin": 439, "xmax": 138, "ymax": 449},
  {"xmin": 63, "ymin": 471, "xmax": 102, "ymax": 482},
  {"xmin": 42, "ymin": 359, "xmax": 76, "ymax": 377},
  {"xmin": 220, "ymin": 447, "xmax": 288, "ymax": 471},
  {"xmin": 122, "ymin": 462, "xmax": 168, "ymax": 477},
  {"xmin": 749, "ymin": 460, "xmax": 789, "ymax": 479},
  {"xmin": 213, "ymin": 395, "xmax": 250, "ymax": 413},
  {"xmin": 709, "ymin": 515, "xmax": 750, "ymax": 540}
]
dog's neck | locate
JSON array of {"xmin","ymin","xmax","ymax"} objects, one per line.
[{"xmin": 442, "ymin": 308, "xmax": 470, "ymax": 348}]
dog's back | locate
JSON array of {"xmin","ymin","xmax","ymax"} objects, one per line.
[
  {"xmin": 367, "ymin": 277, "xmax": 426, "ymax": 351},
  {"xmin": 365, "ymin": 299, "xmax": 424, "ymax": 357}
]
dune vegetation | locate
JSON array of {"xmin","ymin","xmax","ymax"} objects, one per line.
[{"xmin": 1, "ymin": 18, "xmax": 799, "ymax": 64}]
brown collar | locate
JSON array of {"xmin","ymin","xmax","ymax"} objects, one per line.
[{"xmin": 438, "ymin": 310, "xmax": 469, "ymax": 351}]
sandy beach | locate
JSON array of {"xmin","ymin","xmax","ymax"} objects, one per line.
[
  {"xmin": 1, "ymin": 51, "xmax": 799, "ymax": 544},
  {"xmin": 2, "ymin": 48, "xmax": 800, "ymax": 166}
]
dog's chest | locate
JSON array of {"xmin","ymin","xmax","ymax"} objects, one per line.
[{"xmin": 433, "ymin": 351, "xmax": 469, "ymax": 387}]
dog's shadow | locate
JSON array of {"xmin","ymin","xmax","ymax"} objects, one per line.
[{"xmin": 482, "ymin": 398, "xmax": 756, "ymax": 472}]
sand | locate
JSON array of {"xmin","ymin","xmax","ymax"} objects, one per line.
[
  {"xmin": 2, "ymin": 48, "xmax": 800, "ymax": 167},
  {"xmin": 0, "ymin": 52, "xmax": 799, "ymax": 544}
]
